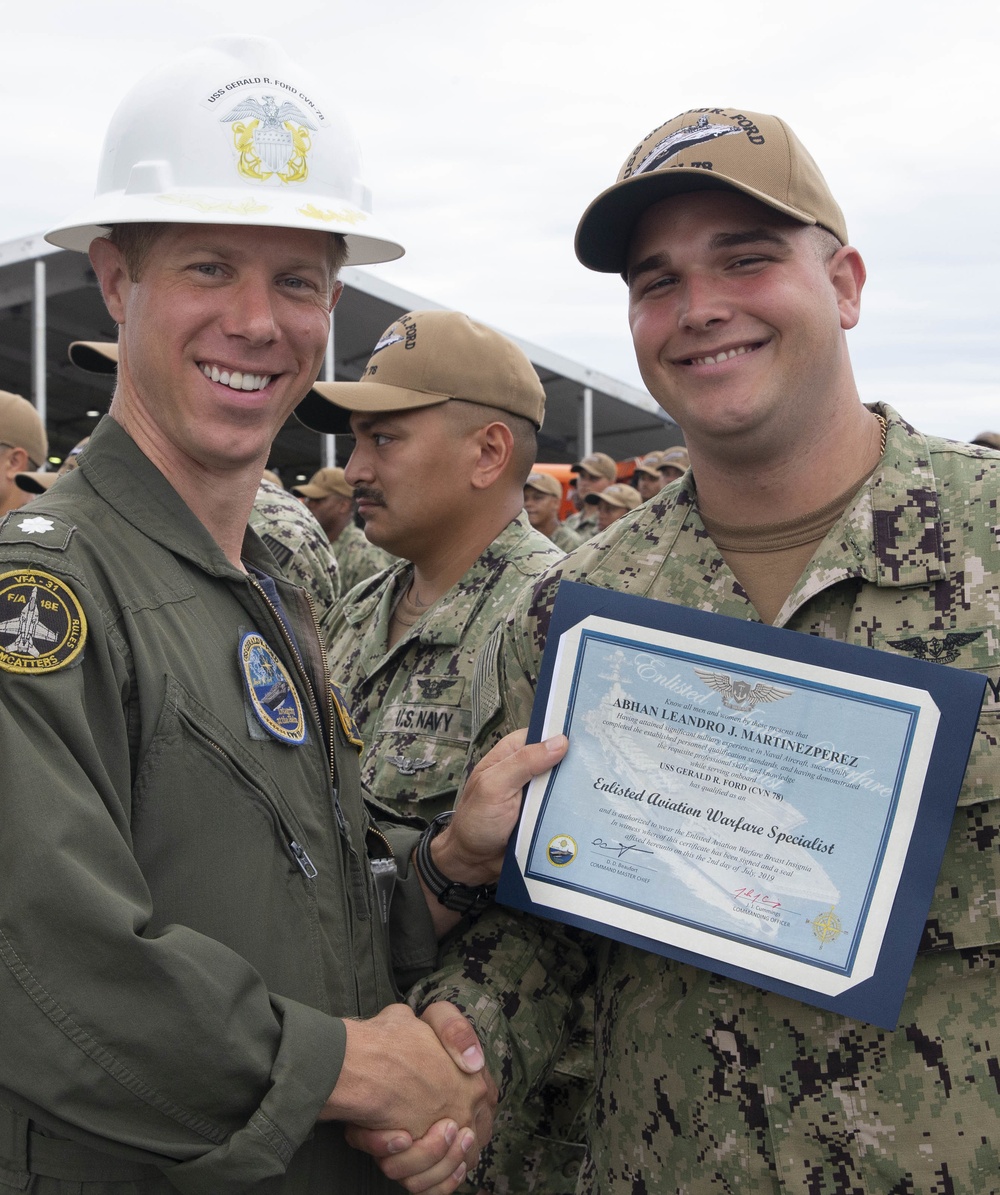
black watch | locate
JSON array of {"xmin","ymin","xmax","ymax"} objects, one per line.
[{"xmin": 415, "ymin": 811, "xmax": 497, "ymax": 916}]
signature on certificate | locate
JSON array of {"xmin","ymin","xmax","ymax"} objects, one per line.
[
  {"xmin": 733, "ymin": 887, "xmax": 781, "ymax": 909},
  {"xmin": 733, "ymin": 887, "xmax": 801, "ymax": 916},
  {"xmin": 593, "ymin": 838, "xmax": 655, "ymax": 860}
]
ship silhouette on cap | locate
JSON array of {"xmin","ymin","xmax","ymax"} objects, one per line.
[{"xmin": 633, "ymin": 115, "xmax": 741, "ymax": 177}]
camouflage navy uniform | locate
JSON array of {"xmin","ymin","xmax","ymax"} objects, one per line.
[
  {"xmin": 333, "ymin": 518, "xmax": 395, "ymax": 597},
  {"xmin": 326, "ymin": 511, "xmax": 561, "ymax": 823},
  {"xmin": 563, "ymin": 509, "xmax": 597, "ymax": 540},
  {"xmin": 417, "ymin": 406, "xmax": 1000, "ymax": 1194},
  {"xmin": 249, "ymin": 480, "xmax": 341, "ymax": 646},
  {"xmin": 328, "ymin": 511, "xmax": 585, "ymax": 1193},
  {"xmin": 549, "ymin": 521, "xmax": 586, "ymax": 554}
]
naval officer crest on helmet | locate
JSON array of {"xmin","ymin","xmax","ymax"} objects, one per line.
[
  {"xmin": 220, "ymin": 93, "xmax": 317, "ymax": 184},
  {"xmin": 0, "ymin": 570, "xmax": 87, "ymax": 674}
]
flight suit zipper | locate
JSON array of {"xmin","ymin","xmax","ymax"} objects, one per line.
[
  {"xmin": 247, "ymin": 574, "xmax": 337, "ymax": 791},
  {"xmin": 183, "ymin": 712, "xmax": 319, "ymax": 879},
  {"xmin": 247, "ymin": 572, "xmax": 396, "ymax": 1009}
]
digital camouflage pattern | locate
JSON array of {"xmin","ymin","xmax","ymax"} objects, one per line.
[
  {"xmin": 476, "ymin": 1001, "xmax": 592, "ymax": 1193},
  {"xmin": 326, "ymin": 511, "xmax": 562, "ymax": 822},
  {"xmin": 549, "ymin": 520, "xmax": 587, "ymax": 553},
  {"xmin": 563, "ymin": 508, "xmax": 598, "ymax": 540},
  {"xmin": 249, "ymin": 479, "xmax": 341, "ymax": 645},
  {"xmin": 333, "ymin": 518, "xmax": 395, "ymax": 597},
  {"xmin": 326, "ymin": 512, "xmax": 587, "ymax": 1194},
  {"xmin": 415, "ymin": 406, "xmax": 1000, "ymax": 1194}
]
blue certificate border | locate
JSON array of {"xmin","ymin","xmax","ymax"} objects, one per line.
[
  {"xmin": 523, "ymin": 628, "xmax": 922, "ymax": 978},
  {"xmin": 498, "ymin": 582, "xmax": 986, "ymax": 1029}
]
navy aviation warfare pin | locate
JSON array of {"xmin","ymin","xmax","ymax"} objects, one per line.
[
  {"xmin": 238, "ymin": 631, "xmax": 307, "ymax": 744},
  {"xmin": 0, "ymin": 570, "xmax": 87, "ymax": 674}
]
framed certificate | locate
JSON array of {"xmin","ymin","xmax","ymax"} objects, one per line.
[{"xmin": 498, "ymin": 582, "xmax": 986, "ymax": 1028}]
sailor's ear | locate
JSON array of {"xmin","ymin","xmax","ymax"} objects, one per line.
[
  {"xmin": 89, "ymin": 237, "xmax": 131, "ymax": 326},
  {"xmin": 829, "ymin": 245, "xmax": 865, "ymax": 331}
]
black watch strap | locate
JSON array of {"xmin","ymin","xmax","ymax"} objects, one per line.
[{"xmin": 415, "ymin": 811, "xmax": 497, "ymax": 915}]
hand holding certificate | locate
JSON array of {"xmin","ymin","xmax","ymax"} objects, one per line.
[{"xmin": 498, "ymin": 582, "xmax": 985, "ymax": 1029}]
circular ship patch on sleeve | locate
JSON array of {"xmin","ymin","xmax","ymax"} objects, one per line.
[
  {"xmin": 0, "ymin": 570, "xmax": 87, "ymax": 674},
  {"xmin": 239, "ymin": 632, "xmax": 307, "ymax": 744}
]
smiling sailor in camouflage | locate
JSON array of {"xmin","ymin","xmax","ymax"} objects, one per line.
[{"xmin": 408, "ymin": 107, "xmax": 1000, "ymax": 1194}]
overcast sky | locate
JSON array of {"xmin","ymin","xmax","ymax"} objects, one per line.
[{"xmin": 3, "ymin": 0, "xmax": 997, "ymax": 441}]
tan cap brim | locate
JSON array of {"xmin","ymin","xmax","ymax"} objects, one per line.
[
  {"xmin": 69, "ymin": 341, "xmax": 119, "ymax": 374},
  {"xmin": 297, "ymin": 380, "xmax": 452, "ymax": 435},
  {"xmin": 576, "ymin": 167, "xmax": 824, "ymax": 275},
  {"xmin": 15, "ymin": 471, "xmax": 57, "ymax": 494}
]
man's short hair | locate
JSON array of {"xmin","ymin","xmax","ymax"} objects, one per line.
[{"xmin": 448, "ymin": 399, "xmax": 538, "ymax": 485}]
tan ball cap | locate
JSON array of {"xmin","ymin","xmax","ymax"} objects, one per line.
[
  {"xmin": 634, "ymin": 452, "xmax": 664, "ymax": 478},
  {"xmin": 298, "ymin": 310, "xmax": 546, "ymax": 435},
  {"xmin": 572, "ymin": 452, "xmax": 617, "ymax": 482},
  {"xmin": 658, "ymin": 446, "xmax": 691, "ymax": 474},
  {"xmin": 585, "ymin": 483, "xmax": 641, "ymax": 511},
  {"xmin": 292, "ymin": 466, "xmax": 353, "ymax": 499},
  {"xmin": 524, "ymin": 471, "xmax": 562, "ymax": 499},
  {"xmin": 576, "ymin": 108, "xmax": 847, "ymax": 274},
  {"xmin": 0, "ymin": 390, "xmax": 47, "ymax": 468}
]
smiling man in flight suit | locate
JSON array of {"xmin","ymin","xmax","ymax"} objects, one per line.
[{"xmin": 0, "ymin": 38, "xmax": 566, "ymax": 1195}]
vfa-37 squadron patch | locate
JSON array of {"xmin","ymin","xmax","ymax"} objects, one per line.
[{"xmin": 0, "ymin": 570, "xmax": 87, "ymax": 674}]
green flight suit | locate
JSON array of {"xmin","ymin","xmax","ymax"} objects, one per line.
[{"xmin": 0, "ymin": 417, "xmax": 437, "ymax": 1194}]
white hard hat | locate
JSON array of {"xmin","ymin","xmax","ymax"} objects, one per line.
[{"xmin": 45, "ymin": 36, "xmax": 403, "ymax": 266}]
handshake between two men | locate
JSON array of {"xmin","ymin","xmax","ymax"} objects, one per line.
[{"xmin": 325, "ymin": 730, "xmax": 570, "ymax": 1194}]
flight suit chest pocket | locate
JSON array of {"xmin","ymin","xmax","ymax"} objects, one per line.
[{"xmin": 129, "ymin": 676, "xmax": 330, "ymax": 1003}]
